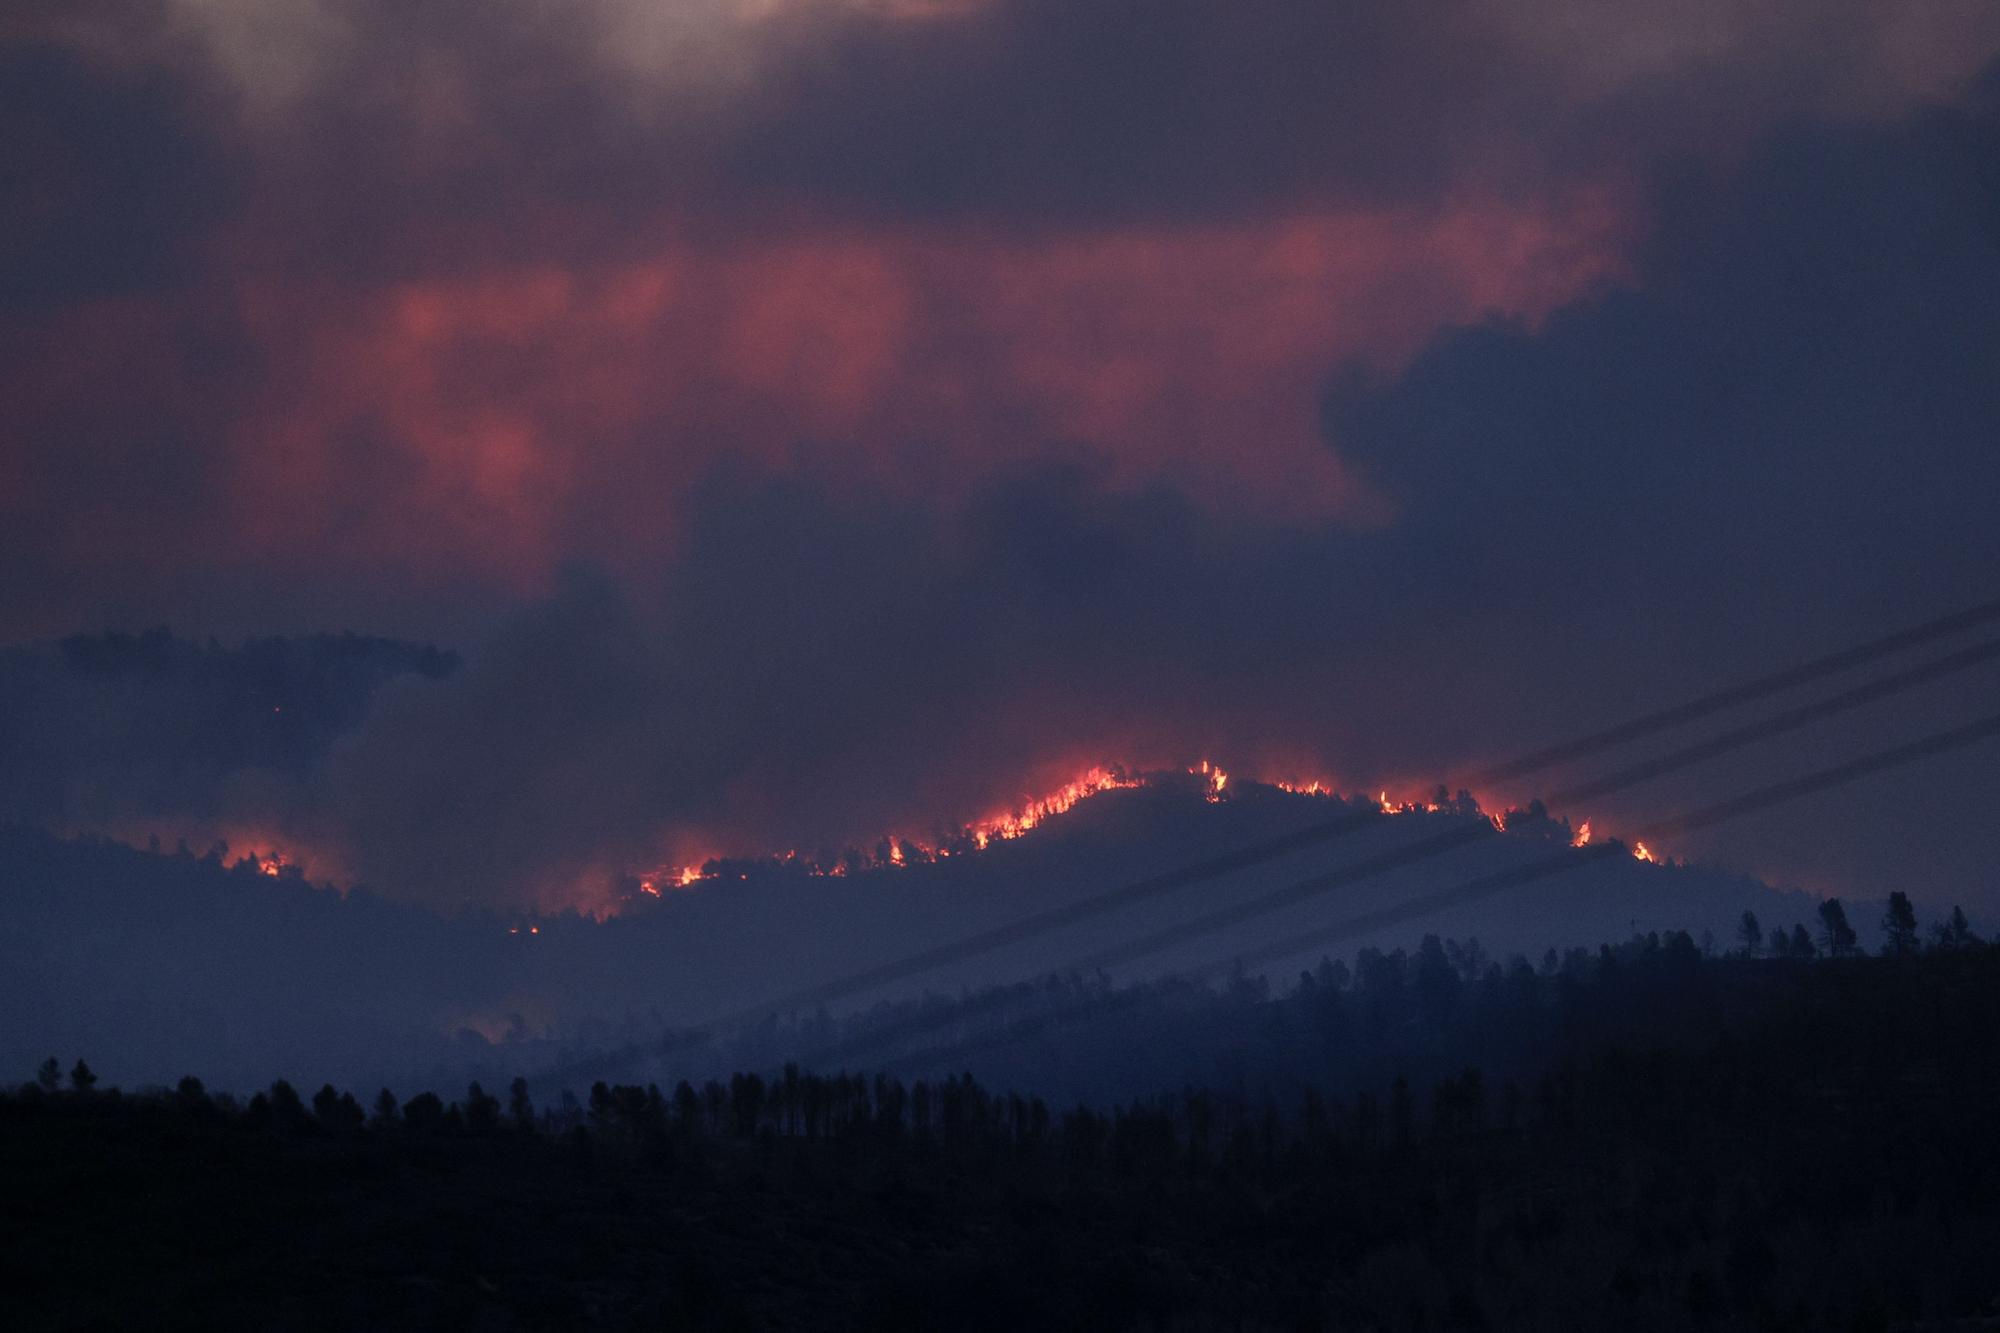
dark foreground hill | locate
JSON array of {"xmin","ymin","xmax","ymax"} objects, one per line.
[{"xmin": 9, "ymin": 942, "xmax": 2000, "ymax": 1331}]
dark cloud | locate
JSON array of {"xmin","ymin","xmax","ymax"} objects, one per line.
[
  {"xmin": 1328, "ymin": 87, "xmax": 2000, "ymax": 631},
  {"xmin": 716, "ymin": 0, "xmax": 1537, "ymax": 224},
  {"xmin": 15, "ymin": 0, "xmax": 1988, "ymax": 275},
  {"xmin": 0, "ymin": 42, "xmax": 233, "ymax": 308},
  {"xmin": 14, "ymin": 51, "xmax": 2000, "ymax": 909},
  {"xmin": 315, "ymin": 464, "xmax": 1348, "ymax": 908},
  {"xmin": 0, "ymin": 629, "xmax": 455, "ymax": 833},
  {"xmin": 1, "ymin": 4, "xmax": 1997, "ymax": 922},
  {"xmin": 1321, "ymin": 79, "xmax": 2000, "ymax": 900},
  {"xmin": 321, "ymin": 572, "xmax": 687, "ymax": 909}
]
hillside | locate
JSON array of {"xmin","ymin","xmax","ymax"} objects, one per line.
[{"xmin": 0, "ymin": 774, "xmax": 1858, "ymax": 1097}]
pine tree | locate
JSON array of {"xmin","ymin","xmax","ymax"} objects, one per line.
[
  {"xmin": 1738, "ymin": 911, "xmax": 1763, "ymax": 958},
  {"xmin": 1818, "ymin": 899, "xmax": 1858, "ymax": 958},
  {"xmin": 1881, "ymin": 892, "xmax": 1919, "ymax": 957},
  {"xmin": 1932, "ymin": 905, "xmax": 1981, "ymax": 951},
  {"xmin": 508, "ymin": 1076, "xmax": 535, "ymax": 1128}
]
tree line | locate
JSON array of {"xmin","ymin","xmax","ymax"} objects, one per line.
[{"xmin": 11, "ymin": 915, "xmax": 2000, "ymax": 1329}]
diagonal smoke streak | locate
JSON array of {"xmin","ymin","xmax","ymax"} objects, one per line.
[
  {"xmin": 705, "ymin": 600, "xmax": 2000, "ymax": 1033},
  {"xmin": 1059, "ymin": 821, "xmax": 1497, "ymax": 976},
  {"xmin": 1632, "ymin": 711, "xmax": 2000, "ymax": 841},
  {"xmin": 1548, "ymin": 636, "xmax": 2000, "ymax": 805},
  {"xmin": 874, "ymin": 710, "xmax": 2000, "ymax": 1073},
  {"xmin": 737, "ymin": 821, "xmax": 1497, "ymax": 1069},
  {"xmin": 1474, "ymin": 595, "xmax": 2000, "ymax": 785},
  {"xmin": 537, "ymin": 605, "xmax": 1998, "ymax": 1088},
  {"xmin": 701, "ymin": 802, "xmax": 1400, "ymax": 1029}
]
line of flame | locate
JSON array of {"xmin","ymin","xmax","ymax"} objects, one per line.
[{"xmin": 637, "ymin": 762, "xmax": 1665, "ymax": 902}]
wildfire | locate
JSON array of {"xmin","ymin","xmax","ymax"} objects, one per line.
[
  {"xmin": 229, "ymin": 847, "xmax": 295, "ymax": 878},
  {"xmin": 1197, "ymin": 761, "xmax": 1229, "ymax": 803},
  {"xmin": 969, "ymin": 764, "xmax": 1146, "ymax": 841},
  {"xmin": 1358, "ymin": 787, "xmax": 1456, "ymax": 818},
  {"xmin": 642, "ymin": 764, "xmax": 1147, "ymax": 894},
  {"xmin": 622, "ymin": 760, "xmax": 1675, "ymax": 910}
]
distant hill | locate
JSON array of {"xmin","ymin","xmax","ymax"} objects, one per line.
[{"xmin": 0, "ymin": 770, "xmax": 1872, "ymax": 1097}]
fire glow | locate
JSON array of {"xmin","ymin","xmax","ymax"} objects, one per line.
[
  {"xmin": 643, "ymin": 764, "xmax": 1147, "ymax": 892},
  {"xmin": 636, "ymin": 762, "xmax": 1667, "ymax": 903}
]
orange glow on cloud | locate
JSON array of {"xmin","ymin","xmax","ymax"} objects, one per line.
[{"xmin": 200, "ymin": 193, "xmax": 1629, "ymax": 593}]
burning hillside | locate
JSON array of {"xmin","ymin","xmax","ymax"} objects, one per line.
[{"xmin": 626, "ymin": 760, "xmax": 1667, "ymax": 910}]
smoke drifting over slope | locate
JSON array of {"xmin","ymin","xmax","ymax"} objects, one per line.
[
  {"xmin": 3, "ymin": 7, "xmax": 1999, "ymax": 914},
  {"xmin": 0, "ymin": 782, "xmax": 1835, "ymax": 1095}
]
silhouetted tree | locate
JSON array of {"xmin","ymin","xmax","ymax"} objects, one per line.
[
  {"xmin": 1414, "ymin": 934, "xmax": 1462, "ymax": 1022},
  {"xmin": 68, "ymin": 1060, "xmax": 96, "ymax": 1094},
  {"xmin": 312, "ymin": 1083, "xmax": 364, "ymax": 1132},
  {"xmin": 465, "ymin": 1082, "xmax": 501, "ymax": 1134},
  {"xmin": 1433, "ymin": 1069, "xmax": 1485, "ymax": 1138},
  {"xmin": 1789, "ymin": 924, "xmax": 1815, "ymax": 959},
  {"xmin": 672, "ymin": 1080, "xmax": 701, "ymax": 1136},
  {"xmin": 873, "ymin": 1075, "xmax": 906, "ymax": 1139},
  {"xmin": 1881, "ymin": 893, "xmax": 1919, "ymax": 957},
  {"xmin": 402, "ymin": 1091, "xmax": 444, "ymax": 1131},
  {"xmin": 589, "ymin": 1081, "xmax": 616, "ymax": 1133},
  {"xmin": 35, "ymin": 1057, "xmax": 60, "ymax": 1094},
  {"xmin": 1818, "ymin": 899, "xmax": 1858, "ymax": 958},
  {"xmin": 372, "ymin": 1088, "xmax": 399, "ymax": 1128},
  {"xmin": 1932, "ymin": 905, "xmax": 1981, "ymax": 951},
  {"xmin": 780, "ymin": 1062, "xmax": 801, "ymax": 1135},
  {"xmin": 730, "ymin": 1072, "xmax": 766, "ymax": 1138},
  {"xmin": 508, "ymin": 1076, "xmax": 534, "ymax": 1128},
  {"xmin": 267, "ymin": 1080, "xmax": 309, "ymax": 1131},
  {"xmin": 1738, "ymin": 911, "xmax": 1762, "ymax": 958}
]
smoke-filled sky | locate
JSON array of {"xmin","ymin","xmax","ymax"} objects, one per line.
[{"xmin": 6, "ymin": 0, "xmax": 2000, "ymax": 914}]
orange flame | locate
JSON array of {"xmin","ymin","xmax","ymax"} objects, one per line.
[
  {"xmin": 1194, "ymin": 762, "xmax": 1230, "ymax": 803},
  {"xmin": 973, "ymin": 764, "xmax": 1146, "ymax": 841},
  {"xmin": 620, "ymin": 761, "xmax": 1673, "ymax": 914},
  {"xmin": 230, "ymin": 846, "xmax": 296, "ymax": 879},
  {"xmin": 640, "ymin": 764, "xmax": 1145, "ymax": 893}
]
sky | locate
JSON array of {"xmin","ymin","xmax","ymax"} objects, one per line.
[{"xmin": 4, "ymin": 0, "xmax": 2000, "ymax": 917}]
